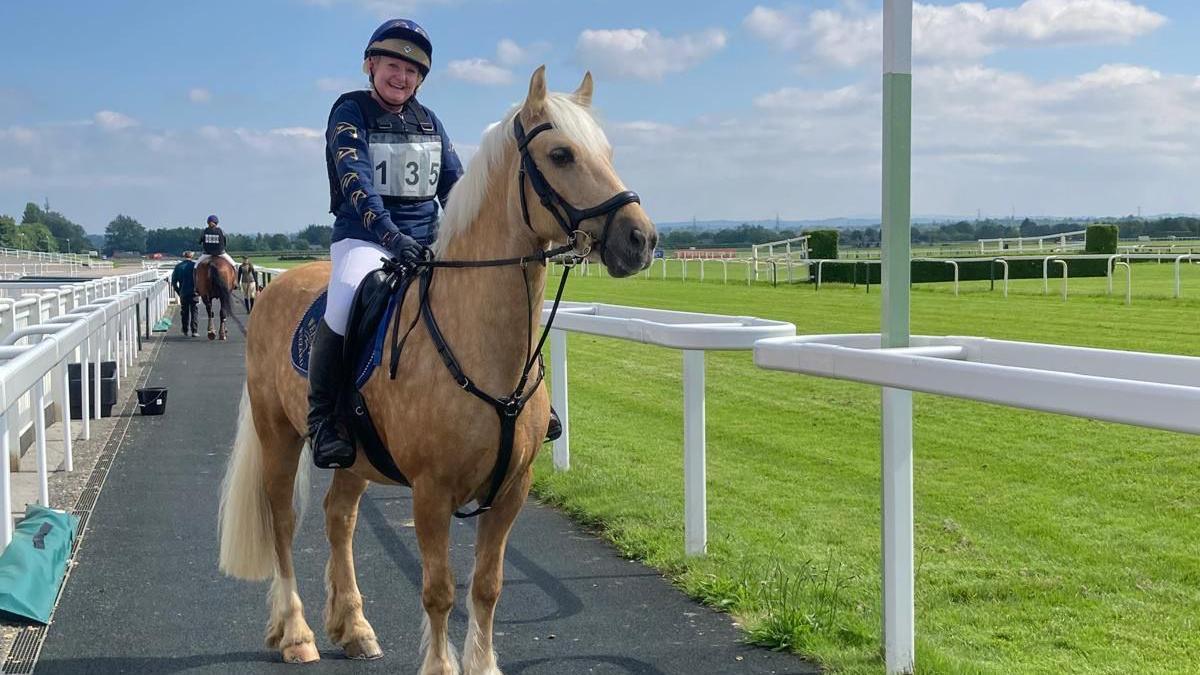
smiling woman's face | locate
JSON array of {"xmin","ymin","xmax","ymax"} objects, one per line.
[{"xmin": 370, "ymin": 56, "xmax": 422, "ymax": 108}]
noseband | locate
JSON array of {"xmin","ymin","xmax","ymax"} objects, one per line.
[{"xmin": 513, "ymin": 116, "xmax": 641, "ymax": 259}]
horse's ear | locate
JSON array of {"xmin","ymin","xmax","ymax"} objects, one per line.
[
  {"xmin": 524, "ymin": 65, "xmax": 548, "ymax": 118},
  {"xmin": 572, "ymin": 71, "xmax": 593, "ymax": 107}
]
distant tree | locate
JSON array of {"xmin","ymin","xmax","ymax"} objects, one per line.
[
  {"xmin": 267, "ymin": 233, "xmax": 291, "ymax": 250},
  {"xmin": 146, "ymin": 226, "xmax": 203, "ymax": 255},
  {"xmin": 29, "ymin": 205, "xmax": 90, "ymax": 253},
  {"xmin": 21, "ymin": 202, "xmax": 44, "ymax": 225},
  {"xmin": 21, "ymin": 222, "xmax": 58, "ymax": 252},
  {"xmin": 226, "ymin": 233, "xmax": 260, "ymax": 252},
  {"xmin": 0, "ymin": 214, "xmax": 20, "ymax": 248},
  {"xmin": 298, "ymin": 224, "xmax": 332, "ymax": 248},
  {"xmin": 104, "ymin": 214, "xmax": 147, "ymax": 254}
]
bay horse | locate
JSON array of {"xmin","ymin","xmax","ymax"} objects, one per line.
[
  {"xmin": 218, "ymin": 66, "xmax": 657, "ymax": 673},
  {"xmin": 195, "ymin": 256, "xmax": 237, "ymax": 340}
]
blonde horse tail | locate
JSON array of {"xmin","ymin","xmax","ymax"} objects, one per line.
[{"xmin": 218, "ymin": 385, "xmax": 276, "ymax": 580}]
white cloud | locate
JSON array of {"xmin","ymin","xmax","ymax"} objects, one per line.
[
  {"xmin": 605, "ymin": 62, "xmax": 1200, "ymax": 220},
  {"xmin": 188, "ymin": 88, "xmax": 212, "ymax": 103},
  {"xmin": 575, "ymin": 28, "xmax": 727, "ymax": 81},
  {"xmin": 447, "ymin": 58, "xmax": 515, "ymax": 86},
  {"xmin": 745, "ymin": 0, "xmax": 1166, "ymax": 69},
  {"xmin": 496, "ymin": 39, "xmax": 526, "ymax": 68},
  {"xmin": 94, "ymin": 111, "xmax": 138, "ymax": 131},
  {"xmin": 446, "ymin": 39, "xmax": 545, "ymax": 86},
  {"xmin": 0, "ymin": 117, "xmax": 328, "ymax": 231},
  {"xmin": 753, "ymin": 84, "xmax": 877, "ymax": 113}
]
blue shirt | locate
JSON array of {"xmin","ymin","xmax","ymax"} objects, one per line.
[{"xmin": 171, "ymin": 260, "xmax": 196, "ymax": 297}]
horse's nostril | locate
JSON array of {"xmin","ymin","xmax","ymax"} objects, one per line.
[
  {"xmin": 649, "ymin": 232, "xmax": 659, "ymax": 250},
  {"xmin": 629, "ymin": 227, "xmax": 645, "ymax": 249}
]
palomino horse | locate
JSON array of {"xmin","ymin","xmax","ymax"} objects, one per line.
[
  {"xmin": 218, "ymin": 66, "xmax": 657, "ymax": 673},
  {"xmin": 195, "ymin": 256, "xmax": 237, "ymax": 340}
]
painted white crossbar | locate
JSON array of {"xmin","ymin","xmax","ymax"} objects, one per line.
[
  {"xmin": 754, "ymin": 334, "xmax": 1200, "ymax": 435},
  {"xmin": 542, "ymin": 301, "xmax": 795, "ymax": 556}
]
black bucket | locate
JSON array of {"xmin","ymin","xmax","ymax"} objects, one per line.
[{"xmin": 136, "ymin": 387, "xmax": 169, "ymax": 416}]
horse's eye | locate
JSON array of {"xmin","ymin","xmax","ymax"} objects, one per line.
[{"xmin": 549, "ymin": 147, "xmax": 574, "ymax": 166}]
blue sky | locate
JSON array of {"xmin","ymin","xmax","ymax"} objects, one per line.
[{"xmin": 1, "ymin": 0, "xmax": 1197, "ymax": 234}]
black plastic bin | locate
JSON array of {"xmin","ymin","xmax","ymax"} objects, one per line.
[
  {"xmin": 68, "ymin": 361, "xmax": 118, "ymax": 419},
  {"xmin": 136, "ymin": 388, "xmax": 168, "ymax": 415}
]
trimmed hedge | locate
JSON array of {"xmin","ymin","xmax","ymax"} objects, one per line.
[
  {"xmin": 806, "ymin": 229, "xmax": 839, "ymax": 260},
  {"xmin": 1085, "ymin": 224, "xmax": 1119, "ymax": 254},
  {"xmin": 815, "ymin": 257, "xmax": 1111, "ymax": 284}
]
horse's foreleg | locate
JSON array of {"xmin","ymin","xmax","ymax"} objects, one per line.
[
  {"xmin": 462, "ymin": 470, "xmax": 531, "ymax": 675},
  {"xmin": 323, "ymin": 470, "xmax": 382, "ymax": 660},
  {"xmin": 413, "ymin": 485, "xmax": 459, "ymax": 675},
  {"xmin": 262, "ymin": 434, "xmax": 319, "ymax": 664}
]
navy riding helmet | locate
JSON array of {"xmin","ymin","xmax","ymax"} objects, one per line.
[{"xmin": 364, "ymin": 19, "xmax": 433, "ymax": 76}]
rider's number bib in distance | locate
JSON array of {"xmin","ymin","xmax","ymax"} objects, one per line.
[{"xmin": 370, "ymin": 135, "xmax": 442, "ymax": 200}]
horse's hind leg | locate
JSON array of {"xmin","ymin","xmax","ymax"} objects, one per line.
[
  {"xmin": 261, "ymin": 430, "xmax": 320, "ymax": 663},
  {"xmin": 462, "ymin": 471, "xmax": 532, "ymax": 675},
  {"xmin": 413, "ymin": 484, "xmax": 459, "ymax": 675},
  {"xmin": 323, "ymin": 470, "xmax": 382, "ymax": 660},
  {"xmin": 204, "ymin": 299, "xmax": 216, "ymax": 340}
]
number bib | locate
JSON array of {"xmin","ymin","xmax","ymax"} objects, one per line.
[{"xmin": 370, "ymin": 134, "xmax": 442, "ymax": 201}]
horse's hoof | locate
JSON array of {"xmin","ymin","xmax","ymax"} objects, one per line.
[
  {"xmin": 344, "ymin": 637, "xmax": 383, "ymax": 660},
  {"xmin": 281, "ymin": 641, "xmax": 321, "ymax": 664},
  {"xmin": 207, "ymin": 331, "xmax": 216, "ymax": 340}
]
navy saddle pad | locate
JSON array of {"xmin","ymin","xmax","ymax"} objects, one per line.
[{"xmin": 290, "ymin": 291, "xmax": 396, "ymax": 389}]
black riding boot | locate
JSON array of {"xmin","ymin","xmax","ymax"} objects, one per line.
[
  {"xmin": 307, "ymin": 320, "xmax": 356, "ymax": 469},
  {"xmin": 546, "ymin": 406, "xmax": 562, "ymax": 442}
]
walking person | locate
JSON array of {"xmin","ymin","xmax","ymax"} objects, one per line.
[
  {"xmin": 170, "ymin": 251, "xmax": 199, "ymax": 337},
  {"xmin": 237, "ymin": 256, "xmax": 258, "ymax": 312}
]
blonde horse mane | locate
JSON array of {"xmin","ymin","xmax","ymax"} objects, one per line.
[{"xmin": 433, "ymin": 92, "xmax": 612, "ymax": 255}]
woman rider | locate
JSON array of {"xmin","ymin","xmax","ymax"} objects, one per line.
[{"xmin": 308, "ymin": 19, "xmax": 463, "ymax": 469}]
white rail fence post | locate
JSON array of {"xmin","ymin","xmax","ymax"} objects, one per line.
[{"xmin": 540, "ymin": 302, "xmax": 794, "ymax": 557}]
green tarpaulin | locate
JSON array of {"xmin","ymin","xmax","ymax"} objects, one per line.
[{"xmin": 0, "ymin": 505, "xmax": 79, "ymax": 624}]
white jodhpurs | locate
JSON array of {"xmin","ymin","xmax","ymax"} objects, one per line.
[
  {"xmin": 324, "ymin": 238, "xmax": 391, "ymax": 336},
  {"xmin": 197, "ymin": 252, "xmax": 237, "ymax": 269}
]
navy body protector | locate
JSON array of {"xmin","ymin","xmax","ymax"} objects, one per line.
[{"xmin": 325, "ymin": 90, "xmax": 439, "ymax": 215}]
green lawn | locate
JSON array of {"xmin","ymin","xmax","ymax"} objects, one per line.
[{"xmin": 531, "ymin": 266, "xmax": 1200, "ymax": 674}]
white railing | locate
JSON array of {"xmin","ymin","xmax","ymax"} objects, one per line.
[
  {"xmin": 0, "ymin": 247, "xmax": 109, "ymax": 279},
  {"xmin": 752, "ymin": 235, "xmax": 810, "ymax": 282},
  {"xmin": 979, "ymin": 229, "xmax": 1087, "ymax": 253},
  {"xmin": 753, "ymin": 333, "xmax": 1200, "ymax": 673},
  {"xmin": 0, "ymin": 270, "xmax": 169, "ymax": 549},
  {"xmin": 540, "ymin": 301, "xmax": 795, "ymax": 556}
]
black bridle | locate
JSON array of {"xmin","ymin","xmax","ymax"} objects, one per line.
[
  {"xmin": 514, "ymin": 116, "xmax": 641, "ymax": 252},
  {"xmin": 383, "ymin": 113, "xmax": 641, "ymax": 518}
]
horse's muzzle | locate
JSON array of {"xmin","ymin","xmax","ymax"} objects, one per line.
[{"xmin": 602, "ymin": 213, "xmax": 658, "ymax": 278}]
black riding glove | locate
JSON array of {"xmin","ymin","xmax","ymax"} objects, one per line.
[{"xmin": 380, "ymin": 229, "xmax": 426, "ymax": 264}]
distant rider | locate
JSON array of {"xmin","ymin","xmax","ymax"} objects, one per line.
[{"xmin": 196, "ymin": 215, "xmax": 237, "ymax": 269}]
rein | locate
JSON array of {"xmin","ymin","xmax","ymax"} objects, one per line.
[{"xmin": 382, "ymin": 113, "xmax": 639, "ymax": 518}]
